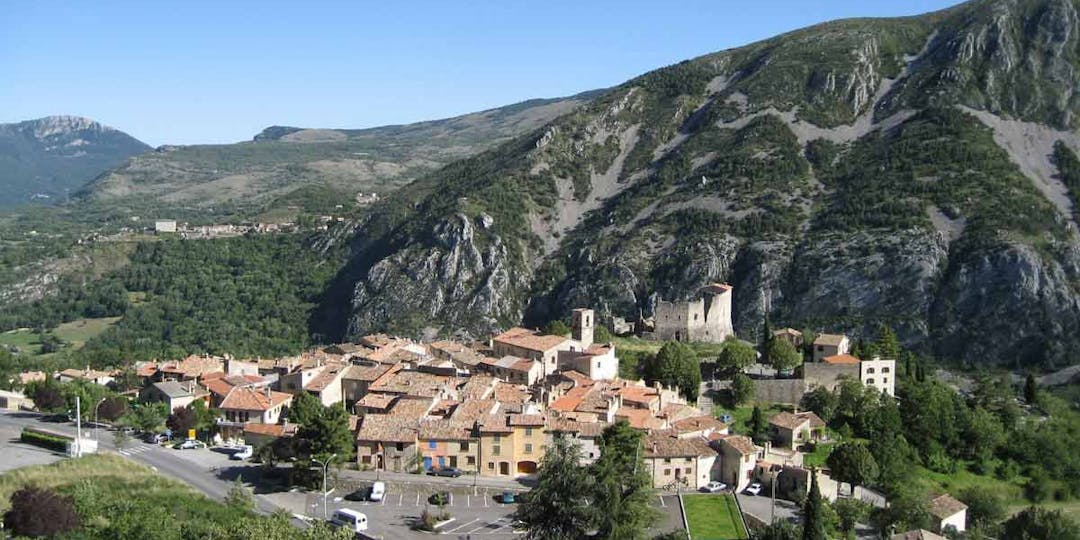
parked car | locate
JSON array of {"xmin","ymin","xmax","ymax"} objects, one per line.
[
  {"xmin": 429, "ymin": 467, "xmax": 463, "ymax": 478},
  {"xmin": 745, "ymin": 482, "xmax": 763, "ymax": 496},
  {"xmin": 145, "ymin": 432, "xmax": 171, "ymax": 444},
  {"xmin": 499, "ymin": 491, "xmax": 517, "ymax": 504},
  {"xmin": 329, "ymin": 508, "xmax": 368, "ymax": 533},
  {"xmin": 344, "ymin": 488, "xmax": 368, "ymax": 502},
  {"xmin": 369, "ymin": 481, "xmax": 386, "ymax": 502},
  {"xmin": 230, "ymin": 445, "xmax": 253, "ymax": 460},
  {"xmin": 428, "ymin": 491, "xmax": 450, "ymax": 506},
  {"xmin": 700, "ymin": 481, "xmax": 728, "ymax": 493},
  {"xmin": 173, "ymin": 439, "xmax": 206, "ymax": 450}
]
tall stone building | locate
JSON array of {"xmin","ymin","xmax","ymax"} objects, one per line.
[{"xmin": 649, "ymin": 284, "xmax": 734, "ymax": 343}]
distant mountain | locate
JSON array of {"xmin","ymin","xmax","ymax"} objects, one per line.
[
  {"xmin": 79, "ymin": 91, "xmax": 602, "ymax": 216},
  {"xmin": 328, "ymin": 0, "xmax": 1080, "ymax": 368},
  {"xmin": 0, "ymin": 116, "xmax": 150, "ymax": 208}
]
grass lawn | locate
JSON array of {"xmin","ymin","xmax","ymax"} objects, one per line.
[
  {"xmin": 802, "ymin": 442, "xmax": 835, "ymax": 468},
  {"xmin": 909, "ymin": 462, "xmax": 1080, "ymax": 517},
  {"xmin": 0, "ymin": 316, "xmax": 119, "ymax": 357},
  {"xmin": 683, "ymin": 494, "xmax": 748, "ymax": 540},
  {"xmin": 712, "ymin": 404, "xmax": 786, "ymax": 435}
]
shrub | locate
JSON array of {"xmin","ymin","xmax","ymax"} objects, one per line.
[
  {"xmin": 20, "ymin": 429, "xmax": 69, "ymax": 452},
  {"xmin": 3, "ymin": 486, "xmax": 81, "ymax": 537}
]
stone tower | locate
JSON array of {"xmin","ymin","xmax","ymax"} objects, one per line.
[{"xmin": 571, "ymin": 308, "xmax": 594, "ymax": 349}]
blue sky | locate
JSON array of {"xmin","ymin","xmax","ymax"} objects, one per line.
[{"xmin": 2, "ymin": 0, "xmax": 961, "ymax": 146}]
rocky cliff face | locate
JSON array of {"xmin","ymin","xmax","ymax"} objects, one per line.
[
  {"xmin": 0, "ymin": 116, "xmax": 150, "ymax": 207},
  {"xmin": 336, "ymin": 0, "xmax": 1080, "ymax": 368}
]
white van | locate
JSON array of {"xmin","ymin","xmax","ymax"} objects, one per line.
[
  {"xmin": 369, "ymin": 481, "xmax": 386, "ymax": 502},
  {"xmin": 330, "ymin": 508, "xmax": 368, "ymax": 532}
]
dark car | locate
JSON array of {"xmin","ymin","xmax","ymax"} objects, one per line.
[
  {"xmin": 499, "ymin": 491, "xmax": 516, "ymax": 504},
  {"xmin": 429, "ymin": 467, "xmax": 463, "ymax": 478},
  {"xmin": 344, "ymin": 488, "xmax": 368, "ymax": 502},
  {"xmin": 428, "ymin": 491, "xmax": 450, "ymax": 506}
]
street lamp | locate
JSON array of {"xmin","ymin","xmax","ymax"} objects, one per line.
[
  {"xmin": 93, "ymin": 397, "xmax": 108, "ymax": 440},
  {"xmin": 316, "ymin": 453, "xmax": 338, "ymax": 521}
]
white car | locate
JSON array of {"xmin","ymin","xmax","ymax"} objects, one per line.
[
  {"xmin": 173, "ymin": 439, "xmax": 206, "ymax": 450},
  {"xmin": 745, "ymin": 482, "xmax": 763, "ymax": 496},
  {"xmin": 230, "ymin": 445, "xmax": 253, "ymax": 460},
  {"xmin": 369, "ymin": 481, "xmax": 386, "ymax": 502},
  {"xmin": 700, "ymin": 481, "xmax": 727, "ymax": 493}
]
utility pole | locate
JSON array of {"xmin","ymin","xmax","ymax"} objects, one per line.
[
  {"xmin": 93, "ymin": 397, "xmax": 107, "ymax": 440},
  {"xmin": 74, "ymin": 396, "xmax": 82, "ymax": 457},
  {"xmin": 770, "ymin": 476, "xmax": 777, "ymax": 524}
]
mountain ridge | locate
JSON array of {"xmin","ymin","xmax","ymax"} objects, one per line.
[{"xmin": 329, "ymin": 0, "xmax": 1080, "ymax": 368}]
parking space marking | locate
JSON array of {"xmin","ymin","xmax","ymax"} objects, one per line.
[
  {"xmin": 397, "ymin": 493, "xmax": 403, "ymax": 506},
  {"xmin": 466, "ymin": 494, "xmax": 471, "ymax": 507},
  {"xmin": 449, "ymin": 493, "xmax": 454, "ymax": 506},
  {"xmin": 658, "ymin": 496, "xmax": 666, "ymax": 507},
  {"xmin": 445, "ymin": 518, "xmax": 480, "ymax": 533},
  {"xmin": 415, "ymin": 492, "xmax": 420, "ymax": 506}
]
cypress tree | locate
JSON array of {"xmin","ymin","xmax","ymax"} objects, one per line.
[{"xmin": 801, "ymin": 469, "xmax": 827, "ymax": 540}]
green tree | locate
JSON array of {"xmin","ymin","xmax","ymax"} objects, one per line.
[
  {"xmin": 960, "ymin": 487, "xmax": 1005, "ymax": 534},
  {"xmin": 190, "ymin": 399, "xmax": 218, "ymax": 436},
  {"xmin": 750, "ymin": 405, "xmax": 767, "ymax": 443},
  {"xmin": 761, "ymin": 313, "xmax": 774, "ymax": 349},
  {"xmin": 126, "ymin": 402, "xmax": 167, "ymax": 433},
  {"xmin": 826, "ymin": 442, "xmax": 878, "ymax": 497},
  {"xmin": 287, "ymin": 390, "xmax": 323, "ymax": 427},
  {"xmin": 1002, "ymin": 506, "xmax": 1080, "ymax": 540},
  {"xmin": 1024, "ymin": 373, "xmax": 1038, "ymax": 405},
  {"xmin": 800, "ymin": 387, "xmax": 838, "ymax": 424},
  {"xmin": 225, "ymin": 476, "xmax": 255, "ymax": 514},
  {"xmin": 833, "ymin": 498, "xmax": 871, "ymax": 537},
  {"xmin": 594, "ymin": 325, "xmax": 613, "ymax": 343},
  {"xmin": 756, "ymin": 521, "xmax": 800, "ymax": 540},
  {"xmin": 801, "ymin": 469, "xmax": 827, "ymax": 540},
  {"xmin": 874, "ymin": 324, "xmax": 900, "ymax": 359},
  {"xmin": 765, "ymin": 338, "xmax": 802, "ymax": 373},
  {"xmin": 515, "ymin": 437, "xmax": 593, "ymax": 540},
  {"xmin": 731, "ymin": 373, "xmax": 755, "ymax": 406},
  {"xmin": 589, "ymin": 421, "xmax": 659, "ymax": 539},
  {"xmin": 718, "ymin": 338, "xmax": 757, "ymax": 375},
  {"xmin": 643, "ymin": 341, "xmax": 700, "ymax": 401},
  {"xmin": 97, "ymin": 396, "xmax": 129, "ymax": 422},
  {"xmin": 295, "ymin": 404, "xmax": 355, "ymax": 462},
  {"xmin": 26, "ymin": 380, "xmax": 66, "ymax": 412},
  {"xmin": 870, "ymin": 433, "xmax": 916, "ymax": 498},
  {"xmin": 3, "ymin": 487, "xmax": 81, "ymax": 537},
  {"xmin": 544, "ymin": 320, "xmax": 571, "ymax": 336}
]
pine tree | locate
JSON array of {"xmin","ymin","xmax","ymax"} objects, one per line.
[
  {"xmin": 801, "ymin": 469, "xmax": 827, "ymax": 540},
  {"xmin": 875, "ymin": 324, "xmax": 901, "ymax": 359},
  {"xmin": 761, "ymin": 313, "xmax": 774, "ymax": 349},
  {"xmin": 1024, "ymin": 373, "xmax": 1038, "ymax": 405},
  {"xmin": 750, "ymin": 405, "xmax": 767, "ymax": 443}
]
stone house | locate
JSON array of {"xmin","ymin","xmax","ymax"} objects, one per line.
[
  {"xmin": 141, "ymin": 380, "xmax": 201, "ymax": 412},
  {"xmin": 812, "ymin": 334, "xmax": 850, "ymax": 362},
  {"xmin": 767, "ymin": 411, "xmax": 825, "ymax": 448},
  {"xmin": 217, "ymin": 386, "xmax": 293, "ymax": 438},
  {"xmin": 643, "ymin": 432, "xmax": 718, "ymax": 490},
  {"xmin": 478, "ymin": 356, "xmax": 542, "ymax": 386},
  {"xmin": 492, "ymin": 328, "xmax": 579, "ymax": 378},
  {"xmin": 773, "ymin": 328, "xmax": 804, "ymax": 349},
  {"xmin": 714, "ymin": 435, "xmax": 759, "ymax": 492},
  {"xmin": 928, "ymin": 493, "xmax": 967, "ymax": 534},
  {"xmin": 545, "ymin": 417, "xmax": 605, "ymax": 464},
  {"xmin": 418, "ymin": 419, "xmax": 477, "ymax": 472},
  {"xmin": 355, "ymin": 415, "xmax": 419, "ymax": 472}
]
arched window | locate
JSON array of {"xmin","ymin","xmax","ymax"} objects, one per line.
[{"xmin": 866, "ymin": 367, "xmax": 875, "ymax": 374}]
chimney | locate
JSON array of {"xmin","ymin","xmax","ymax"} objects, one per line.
[{"xmin": 265, "ymin": 386, "xmax": 271, "ymax": 399}]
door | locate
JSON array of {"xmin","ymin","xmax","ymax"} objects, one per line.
[
  {"xmin": 438, "ymin": 456, "xmax": 445, "ymax": 469},
  {"xmin": 449, "ymin": 456, "xmax": 458, "ymax": 468},
  {"xmin": 499, "ymin": 462, "xmax": 510, "ymax": 476},
  {"xmin": 423, "ymin": 457, "xmax": 433, "ymax": 471}
]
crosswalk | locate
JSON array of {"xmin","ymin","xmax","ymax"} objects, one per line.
[{"xmin": 117, "ymin": 444, "xmax": 154, "ymax": 457}]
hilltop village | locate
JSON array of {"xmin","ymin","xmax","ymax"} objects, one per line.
[{"xmin": 5, "ymin": 284, "xmax": 948, "ymax": 530}]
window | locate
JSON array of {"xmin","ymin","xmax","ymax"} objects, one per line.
[
  {"xmin": 664, "ymin": 458, "xmax": 671, "ymax": 464},
  {"xmin": 884, "ymin": 378, "xmax": 889, "ymax": 384},
  {"xmin": 664, "ymin": 469, "xmax": 671, "ymax": 476},
  {"xmin": 684, "ymin": 458, "xmax": 692, "ymax": 463},
  {"xmin": 596, "ymin": 362, "xmax": 601, "ymax": 368},
  {"xmin": 396, "ymin": 442, "xmax": 404, "ymax": 451},
  {"xmin": 817, "ymin": 345, "xmax": 823, "ymax": 351},
  {"xmin": 867, "ymin": 378, "xmax": 875, "ymax": 384},
  {"xmin": 467, "ymin": 456, "xmax": 476, "ymax": 465},
  {"xmin": 494, "ymin": 434, "xmax": 501, "ymax": 442},
  {"xmin": 882, "ymin": 367, "xmax": 890, "ymax": 373},
  {"xmin": 428, "ymin": 440, "xmax": 437, "ymax": 449},
  {"xmin": 694, "ymin": 314, "xmax": 699, "ymax": 321},
  {"xmin": 525, "ymin": 443, "xmax": 533, "ymax": 454},
  {"xmin": 525, "ymin": 428, "xmax": 533, "ymax": 437},
  {"xmin": 460, "ymin": 442, "xmax": 470, "ymax": 452},
  {"xmin": 488, "ymin": 462, "xmax": 494, "ymax": 470},
  {"xmin": 684, "ymin": 468, "xmax": 692, "ymax": 475},
  {"xmin": 493, "ymin": 445, "xmax": 501, "ymax": 456},
  {"xmin": 866, "ymin": 367, "xmax": 875, "ymax": 374}
]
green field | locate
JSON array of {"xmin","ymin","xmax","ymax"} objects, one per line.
[
  {"xmin": 712, "ymin": 404, "xmax": 786, "ymax": 435},
  {"xmin": 0, "ymin": 316, "xmax": 120, "ymax": 357},
  {"xmin": 802, "ymin": 442, "xmax": 835, "ymax": 468},
  {"xmin": 683, "ymin": 494, "xmax": 749, "ymax": 540}
]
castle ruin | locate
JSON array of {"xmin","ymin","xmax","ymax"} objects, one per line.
[{"xmin": 647, "ymin": 283, "xmax": 734, "ymax": 344}]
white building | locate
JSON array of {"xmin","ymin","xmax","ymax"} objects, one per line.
[
  {"xmin": 860, "ymin": 357, "xmax": 896, "ymax": 397},
  {"xmin": 154, "ymin": 220, "xmax": 177, "ymax": 233}
]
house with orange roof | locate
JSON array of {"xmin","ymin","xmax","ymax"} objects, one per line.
[
  {"xmin": 768, "ymin": 411, "xmax": 825, "ymax": 448},
  {"xmin": 217, "ymin": 386, "xmax": 293, "ymax": 438},
  {"xmin": 418, "ymin": 419, "xmax": 477, "ymax": 473},
  {"xmin": 492, "ymin": 327, "xmax": 579, "ymax": 378},
  {"xmin": 478, "ymin": 356, "xmax": 542, "ymax": 386},
  {"xmin": 355, "ymin": 415, "xmax": 420, "ymax": 472},
  {"xmin": 812, "ymin": 333, "xmax": 850, "ymax": 361},
  {"xmin": 545, "ymin": 417, "xmax": 606, "ymax": 463},
  {"xmin": 714, "ymin": 434, "xmax": 761, "ymax": 492},
  {"xmin": 57, "ymin": 367, "xmax": 116, "ymax": 386}
]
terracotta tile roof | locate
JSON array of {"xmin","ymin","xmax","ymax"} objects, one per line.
[
  {"xmin": 478, "ymin": 414, "xmax": 514, "ymax": 433},
  {"xmin": 305, "ymin": 364, "xmax": 347, "ymax": 392},
  {"xmin": 546, "ymin": 418, "xmax": 607, "ymax": 437},
  {"xmin": 769, "ymin": 411, "xmax": 811, "ymax": 431},
  {"xmin": 205, "ymin": 378, "xmax": 238, "ymax": 398},
  {"xmin": 483, "ymin": 355, "xmax": 538, "ymax": 372},
  {"xmin": 220, "ymin": 386, "xmax": 292, "ymax": 412},
  {"xmin": 491, "ymin": 382, "xmax": 531, "ymax": 405},
  {"xmin": 356, "ymin": 415, "xmax": 419, "ymax": 443},
  {"xmin": 660, "ymin": 403, "xmax": 699, "ymax": 422},
  {"xmin": 343, "ymin": 363, "xmax": 396, "ymax": 382},
  {"xmin": 369, "ymin": 369, "xmax": 452, "ymax": 398},
  {"xmin": 386, "ymin": 397, "xmax": 435, "ymax": 420},
  {"xmin": 359, "ymin": 334, "xmax": 395, "ymax": 349},
  {"xmin": 508, "ymin": 414, "xmax": 545, "ymax": 427},
  {"xmin": 244, "ymin": 422, "xmax": 298, "ymax": 438},
  {"xmin": 457, "ymin": 375, "xmax": 497, "ymax": 400},
  {"xmin": 822, "ymin": 354, "xmax": 861, "ymax": 365},
  {"xmin": 449, "ymin": 399, "xmax": 499, "ymax": 422},
  {"xmin": 718, "ymin": 434, "xmax": 758, "ymax": 456},
  {"xmin": 17, "ymin": 371, "xmax": 47, "ymax": 384},
  {"xmin": 774, "ymin": 328, "xmax": 802, "ymax": 337},
  {"xmin": 891, "ymin": 530, "xmax": 947, "ymax": 540},
  {"xmin": 796, "ymin": 411, "xmax": 825, "ymax": 428},
  {"xmin": 643, "ymin": 432, "xmax": 716, "ymax": 458},
  {"xmin": 418, "ymin": 419, "xmax": 472, "ymax": 440},
  {"xmin": 59, "ymin": 368, "xmax": 113, "ymax": 381},
  {"xmin": 618, "ymin": 385, "xmax": 660, "ymax": 407},
  {"xmin": 928, "ymin": 494, "xmax": 967, "ymax": 519},
  {"xmin": 429, "ymin": 341, "xmax": 486, "ymax": 367},
  {"xmin": 550, "ymin": 386, "xmax": 591, "ymax": 412},
  {"xmin": 201, "ymin": 371, "xmax": 225, "ymax": 381},
  {"xmin": 356, "ymin": 393, "xmax": 397, "ymax": 410},
  {"xmin": 159, "ymin": 355, "xmax": 225, "ymax": 378},
  {"xmin": 616, "ymin": 407, "xmax": 666, "ymax": 430},
  {"xmin": 701, "ymin": 283, "xmax": 733, "ymax": 294},
  {"xmin": 582, "ymin": 343, "xmax": 614, "ymax": 357},
  {"xmin": 135, "ymin": 364, "xmax": 158, "ymax": 378},
  {"xmin": 493, "ymin": 328, "xmax": 571, "ymax": 353},
  {"xmin": 814, "ymin": 334, "xmax": 848, "ymax": 347},
  {"xmin": 672, "ymin": 416, "xmax": 728, "ymax": 434}
]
